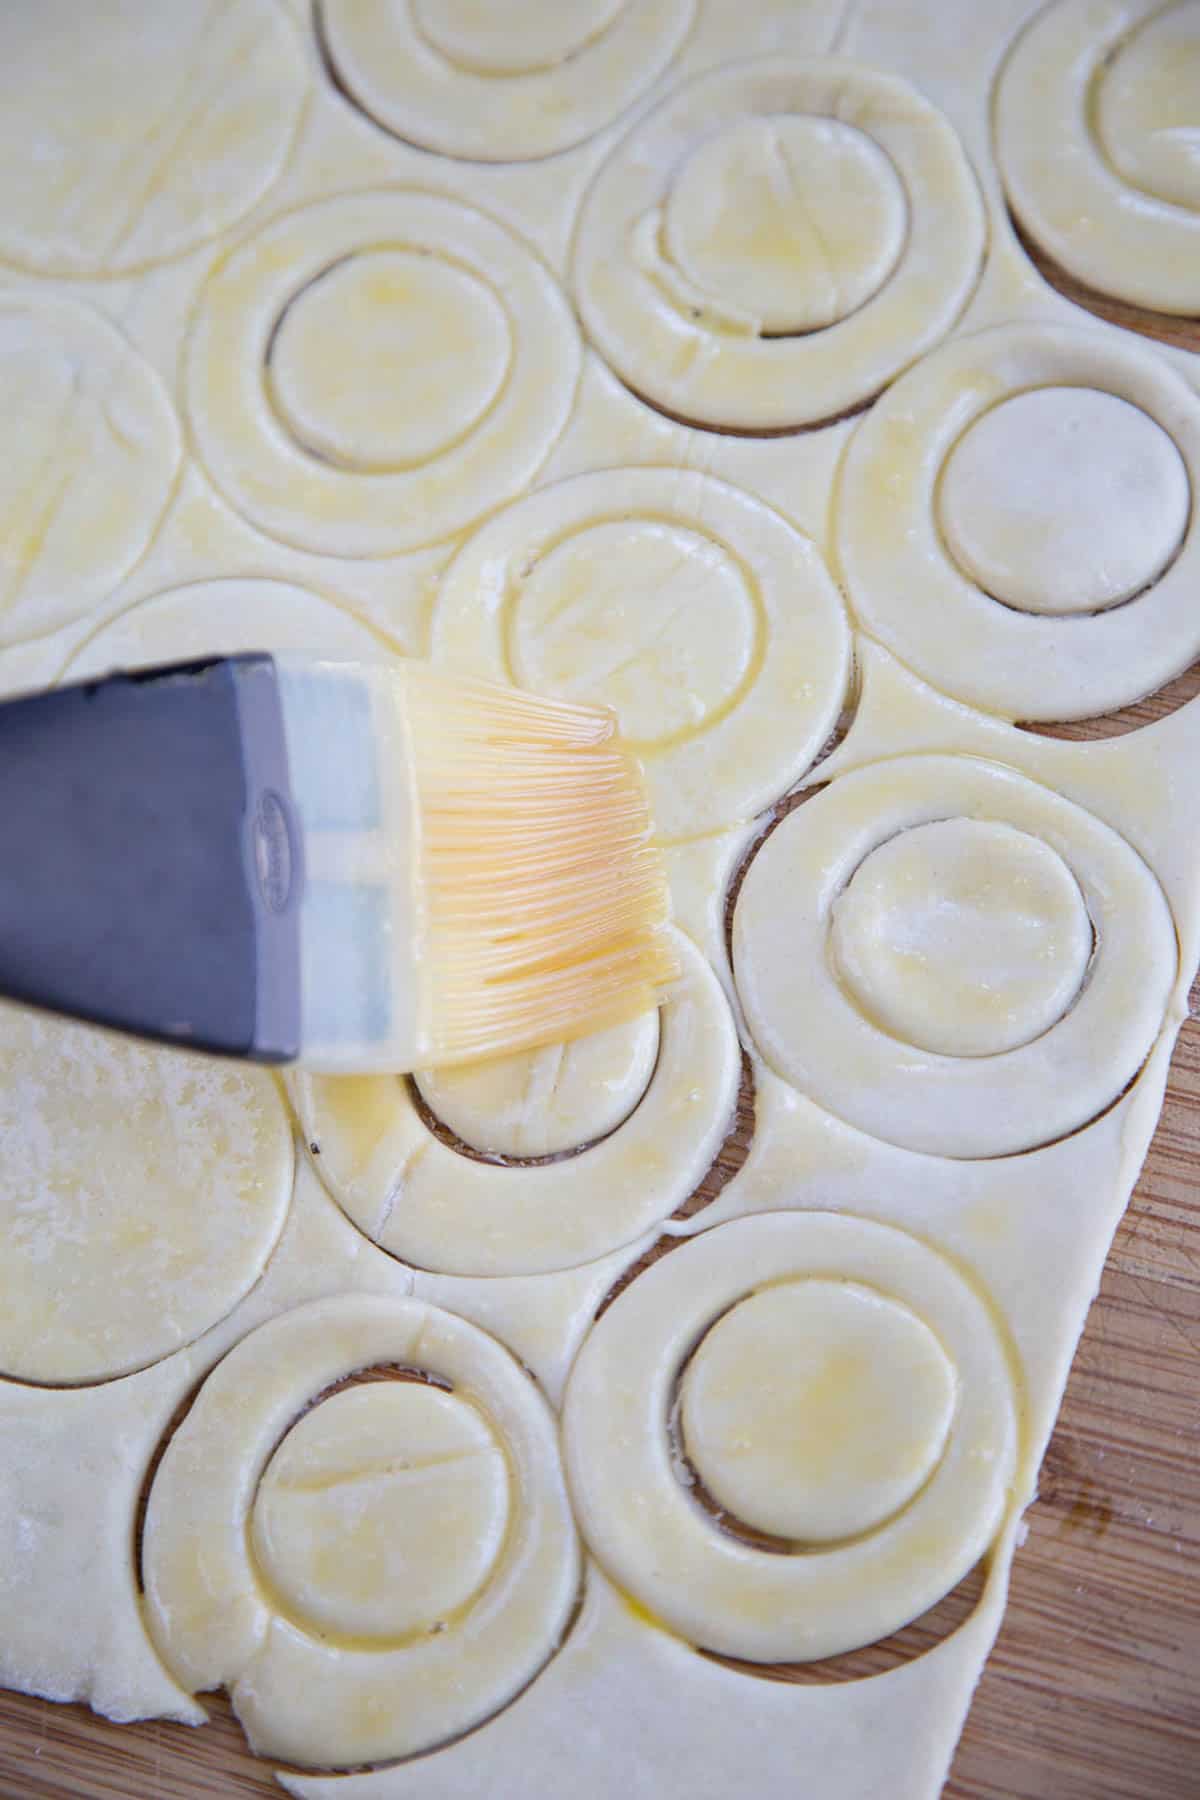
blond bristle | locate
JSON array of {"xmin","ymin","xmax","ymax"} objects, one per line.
[{"xmin": 404, "ymin": 671, "xmax": 678, "ymax": 1064}]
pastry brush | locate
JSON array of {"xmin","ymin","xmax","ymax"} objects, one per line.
[{"xmin": 0, "ymin": 654, "xmax": 677, "ymax": 1070}]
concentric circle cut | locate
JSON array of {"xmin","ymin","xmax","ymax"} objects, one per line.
[
  {"xmin": 266, "ymin": 251, "xmax": 512, "ymax": 472},
  {"xmin": 996, "ymin": 0, "xmax": 1200, "ymax": 315},
  {"xmin": 563, "ymin": 1212, "xmax": 1018, "ymax": 1662},
  {"xmin": 0, "ymin": 0, "xmax": 307, "ymax": 276},
  {"xmin": 320, "ymin": 0, "xmax": 695, "ymax": 162},
  {"xmin": 830, "ymin": 819, "xmax": 1094, "ymax": 1059},
  {"xmin": 679, "ymin": 1279, "xmax": 957, "ymax": 1544},
  {"xmin": 572, "ymin": 58, "xmax": 984, "ymax": 430},
  {"xmin": 837, "ymin": 323, "xmax": 1200, "ymax": 721},
  {"xmin": 0, "ymin": 295, "xmax": 180, "ymax": 646},
  {"xmin": 432, "ymin": 468, "xmax": 850, "ymax": 841},
  {"xmin": 293, "ymin": 931, "xmax": 739, "ymax": 1276},
  {"xmin": 937, "ymin": 387, "xmax": 1190, "ymax": 616},
  {"xmin": 414, "ymin": 1008, "xmax": 660, "ymax": 1159},
  {"xmin": 185, "ymin": 191, "xmax": 581, "ymax": 557},
  {"xmin": 250, "ymin": 1383, "xmax": 510, "ymax": 1643},
  {"xmin": 733, "ymin": 755, "xmax": 1176, "ymax": 1159},
  {"xmin": 143, "ymin": 1296, "xmax": 581, "ymax": 1768},
  {"xmin": 0, "ymin": 1003, "xmax": 293, "ymax": 1384}
]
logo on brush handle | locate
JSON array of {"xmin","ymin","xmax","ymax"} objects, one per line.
[{"xmin": 254, "ymin": 790, "xmax": 295, "ymax": 915}]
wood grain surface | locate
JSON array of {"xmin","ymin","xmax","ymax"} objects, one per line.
[{"xmin": 1, "ymin": 288, "xmax": 1198, "ymax": 1800}]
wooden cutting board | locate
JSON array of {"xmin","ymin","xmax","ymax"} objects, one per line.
[{"xmin": 1, "ymin": 270, "xmax": 1198, "ymax": 1800}]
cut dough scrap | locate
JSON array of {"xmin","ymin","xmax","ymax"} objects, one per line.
[
  {"xmin": 414, "ymin": 1009, "xmax": 660, "ymax": 1158},
  {"xmin": 572, "ymin": 58, "xmax": 985, "ymax": 429},
  {"xmin": 0, "ymin": 295, "xmax": 180, "ymax": 647},
  {"xmin": 0, "ymin": 1002, "xmax": 293, "ymax": 1384},
  {"xmin": 679, "ymin": 1280, "xmax": 958, "ymax": 1543},
  {"xmin": 937, "ymin": 387, "xmax": 1190, "ymax": 615},
  {"xmin": 293, "ymin": 930, "xmax": 740, "ymax": 1276},
  {"xmin": 996, "ymin": 0, "xmax": 1200, "ymax": 315},
  {"xmin": 319, "ymin": 0, "xmax": 695, "ymax": 162},
  {"xmin": 185, "ymin": 192, "xmax": 581, "ymax": 556},
  {"xmin": 431, "ymin": 467, "xmax": 850, "ymax": 842},
  {"xmin": 250, "ymin": 1383, "xmax": 511, "ymax": 1643},
  {"xmin": 733, "ymin": 755, "xmax": 1176, "ymax": 1159},
  {"xmin": 837, "ymin": 323, "xmax": 1200, "ymax": 721},
  {"xmin": 0, "ymin": 0, "xmax": 307, "ymax": 276},
  {"xmin": 562, "ymin": 1213, "xmax": 1019, "ymax": 1662},
  {"xmin": 829, "ymin": 818, "xmax": 1094, "ymax": 1059},
  {"xmin": 142, "ymin": 1295, "xmax": 581, "ymax": 1768},
  {"xmin": 64, "ymin": 577, "xmax": 391, "ymax": 681}
]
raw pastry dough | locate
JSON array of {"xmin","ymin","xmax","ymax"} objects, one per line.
[
  {"xmin": 0, "ymin": 1003, "xmax": 292, "ymax": 1384},
  {"xmin": 562, "ymin": 1212, "xmax": 1018, "ymax": 1661},
  {"xmin": 414, "ymin": 1009, "xmax": 660, "ymax": 1158},
  {"xmin": 936, "ymin": 387, "xmax": 1190, "ymax": 616},
  {"xmin": 572, "ymin": 59, "xmax": 985, "ymax": 429},
  {"xmin": 733, "ymin": 755, "xmax": 1176, "ymax": 1157},
  {"xmin": 0, "ymin": 0, "xmax": 308, "ymax": 276},
  {"xmin": 0, "ymin": 295, "xmax": 180, "ymax": 646},
  {"xmin": 319, "ymin": 0, "xmax": 695, "ymax": 162},
  {"xmin": 837, "ymin": 323, "xmax": 1200, "ymax": 721},
  {"xmin": 996, "ymin": 0, "xmax": 1200, "ymax": 315},
  {"xmin": 142, "ymin": 1295, "xmax": 581, "ymax": 1767},
  {"xmin": 185, "ymin": 192, "xmax": 581, "ymax": 556},
  {"xmin": 293, "ymin": 930, "xmax": 740, "ymax": 1275},
  {"xmin": 431, "ymin": 467, "xmax": 850, "ymax": 841}
]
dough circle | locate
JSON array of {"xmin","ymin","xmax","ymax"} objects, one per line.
[
  {"xmin": 319, "ymin": 0, "xmax": 695, "ymax": 162},
  {"xmin": 185, "ymin": 191, "xmax": 581, "ymax": 556},
  {"xmin": 572, "ymin": 58, "xmax": 984, "ymax": 430},
  {"xmin": 293, "ymin": 930, "xmax": 740, "ymax": 1277},
  {"xmin": 996, "ymin": 0, "xmax": 1200, "ymax": 315},
  {"xmin": 431, "ymin": 468, "xmax": 850, "ymax": 841},
  {"xmin": 0, "ymin": 295, "xmax": 180, "ymax": 647},
  {"xmin": 414, "ymin": 1009, "xmax": 660, "ymax": 1159},
  {"xmin": 563, "ymin": 1212, "xmax": 1018, "ymax": 1662},
  {"xmin": 662, "ymin": 115, "xmax": 908, "ymax": 333},
  {"xmin": 733, "ymin": 755, "xmax": 1176, "ymax": 1159},
  {"xmin": 250, "ymin": 1383, "xmax": 510, "ymax": 1643},
  {"xmin": 0, "ymin": 1004, "xmax": 293, "ymax": 1384},
  {"xmin": 679, "ymin": 1280, "xmax": 957, "ymax": 1543},
  {"xmin": 937, "ymin": 387, "xmax": 1190, "ymax": 616},
  {"xmin": 143, "ymin": 1295, "xmax": 581, "ymax": 1768},
  {"xmin": 837, "ymin": 323, "xmax": 1200, "ymax": 721},
  {"xmin": 0, "ymin": 0, "xmax": 307, "ymax": 277},
  {"xmin": 65, "ymin": 578, "xmax": 389, "ymax": 680},
  {"xmin": 267, "ymin": 251, "xmax": 512, "ymax": 472},
  {"xmin": 830, "ymin": 819, "xmax": 1094, "ymax": 1059}
]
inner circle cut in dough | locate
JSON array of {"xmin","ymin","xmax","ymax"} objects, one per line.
[
  {"xmin": 250, "ymin": 1382, "xmax": 510, "ymax": 1642},
  {"xmin": 836, "ymin": 323, "xmax": 1200, "ymax": 722},
  {"xmin": 572, "ymin": 58, "xmax": 984, "ymax": 430},
  {"xmin": 733, "ymin": 755, "xmax": 1176, "ymax": 1159},
  {"xmin": 680, "ymin": 1280, "xmax": 957, "ymax": 1544},
  {"xmin": 185, "ymin": 191, "xmax": 581, "ymax": 557},
  {"xmin": 0, "ymin": 1002, "xmax": 293, "ymax": 1384},
  {"xmin": 143, "ymin": 1295, "xmax": 581, "ymax": 1768},
  {"xmin": 563, "ymin": 1212, "xmax": 1017, "ymax": 1662},
  {"xmin": 662, "ymin": 115, "xmax": 908, "ymax": 334},
  {"xmin": 319, "ymin": 0, "xmax": 694, "ymax": 163},
  {"xmin": 0, "ymin": 0, "xmax": 308, "ymax": 276},
  {"xmin": 414, "ymin": 1008, "xmax": 660, "ymax": 1159},
  {"xmin": 432, "ymin": 468, "xmax": 850, "ymax": 841},
  {"xmin": 0, "ymin": 294, "xmax": 180, "ymax": 647},
  {"xmin": 293, "ymin": 930, "xmax": 739, "ymax": 1277},
  {"xmin": 267, "ymin": 251, "xmax": 512, "ymax": 473},
  {"xmin": 937, "ymin": 387, "xmax": 1190, "ymax": 615},
  {"xmin": 830, "ymin": 819, "xmax": 1094, "ymax": 1059},
  {"xmin": 996, "ymin": 0, "xmax": 1200, "ymax": 315}
]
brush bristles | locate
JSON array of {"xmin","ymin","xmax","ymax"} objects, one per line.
[{"xmin": 404, "ymin": 672, "xmax": 678, "ymax": 1065}]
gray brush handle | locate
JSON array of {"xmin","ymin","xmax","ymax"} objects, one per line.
[{"xmin": 0, "ymin": 655, "xmax": 302, "ymax": 1061}]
